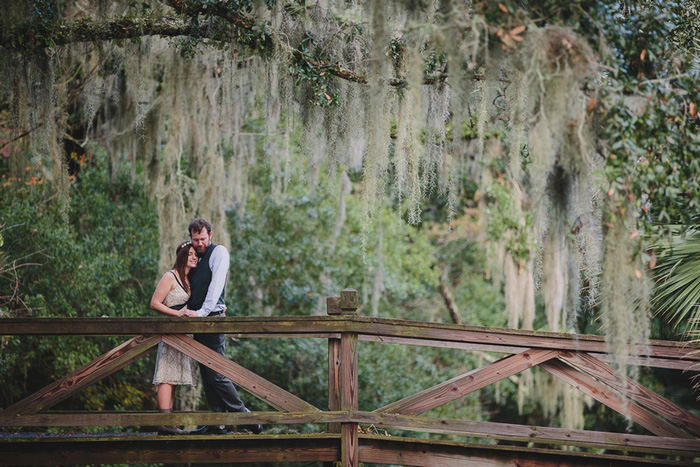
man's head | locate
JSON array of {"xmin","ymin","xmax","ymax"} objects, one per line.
[{"xmin": 188, "ymin": 218, "xmax": 213, "ymax": 254}]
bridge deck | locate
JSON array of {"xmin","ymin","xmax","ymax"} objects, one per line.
[{"xmin": 0, "ymin": 432, "xmax": 694, "ymax": 466}]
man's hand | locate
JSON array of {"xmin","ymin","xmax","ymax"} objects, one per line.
[{"xmin": 184, "ymin": 309, "xmax": 199, "ymax": 317}]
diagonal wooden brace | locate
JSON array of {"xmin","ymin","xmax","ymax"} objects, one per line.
[
  {"xmin": 560, "ymin": 351, "xmax": 700, "ymax": 437},
  {"xmin": 540, "ymin": 358, "xmax": 692, "ymax": 439},
  {"xmin": 161, "ymin": 334, "xmax": 320, "ymax": 413},
  {"xmin": 0, "ymin": 334, "xmax": 162, "ymax": 418},
  {"xmin": 376, "ymin": 348, "xmax": 560, "ymax": 415}
]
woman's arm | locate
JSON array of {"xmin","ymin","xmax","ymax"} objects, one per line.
[{"xmin": 150, "ymin": 272, "xmax": 185, "ymax": 317}]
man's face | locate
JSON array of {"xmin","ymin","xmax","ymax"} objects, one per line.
[{"xmin": 190, "ymin": 228, "xmax": 212, "ymax": 254}]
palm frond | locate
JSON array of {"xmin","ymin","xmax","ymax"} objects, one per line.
[{"xmin": 651, "ymin": 226, "xmax": 700, "ymax": 334}]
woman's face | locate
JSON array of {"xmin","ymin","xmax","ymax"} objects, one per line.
[{"xmin": 186, "ymin": 246, "xmax": 198, "ymax": 269}]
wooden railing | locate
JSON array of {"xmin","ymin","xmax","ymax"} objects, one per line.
[{"xmin": 1, "ymin": 289, "xmax": 700, "ymax": 466}]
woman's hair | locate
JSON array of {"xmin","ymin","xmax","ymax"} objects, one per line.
[{"xmin": 173, "ymin": 241, "xmax": 194, "ymax": 293}]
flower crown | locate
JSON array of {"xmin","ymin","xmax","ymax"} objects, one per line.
[{"xmin": 176, "ymin": 241, "xmax": 192, "ymax": 253}]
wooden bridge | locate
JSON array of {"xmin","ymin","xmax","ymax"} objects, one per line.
[{"xmin": 1, "ymin": 290, "xmax": 700, "ymax": 466}]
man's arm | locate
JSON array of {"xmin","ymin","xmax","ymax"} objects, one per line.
[{"xmin": 196, "ymin": 245, "xmax": 230, "ymax": 317}]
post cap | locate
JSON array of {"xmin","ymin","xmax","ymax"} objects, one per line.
[
  {"xmin": 326, "ymin": 296, "xmax": 341, "ymax": 315},
  {"xmin": 339, "ymin": 289, "xmax": 358, "ymax": 314}
]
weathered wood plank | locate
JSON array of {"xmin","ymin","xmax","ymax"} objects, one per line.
[
  {"xmin": 0, "ymin": 334, "xmax": 161, "ymax": 417},
  {"xmin": 350, "ymin": 320, "xmax": 698, "ymax": 361},
  {"xmin": 351, "ymin": 412, "xmax": 700, "ymax": 455},
  {"xmin": 361, "ymin": 334, "xmax": 527, "ymax": 355},
  {"xmin": 341, "ymin": 423, "xmax": 359, "ymax": 467},
  {"xmin": 328, "ymin": 337, "xmax": 341, "ymax": 433},
  {"xmin": 560, "ymin": 351, "xmax": 700, "ymax": 437},
  {"xmin": 340, "ymin": 331, "xmax": 359, "ymax": 467},
  {"xmin": 2, "ymin": 317, "xmax": 697, "ymax": 362},
  {"xmin": 234, "ymin": 332, "xmax": 342, "ymax": 339},
  {"xmin": 1, "ymin": 434, "xmax": 686, "ymax": 467},
  {"xmin": 340, "ymin": 333, "xmax": 359, "ymax": 412},
  {"xmin": 376, "ymin": 348, "xmax": 559, "ymax": 415},
  {"xmin": 161, "ymin": 334, "xmax": 319, "ymax": 413},
  {"xmin": 0, "ymin": 411, "xmax": 350, "ymax": 427},
  {"xmin": 540, "ymin": 359, "xmax": 692, "ymax": 439},
  {"xmin": 359, "ymin": 335, "xmax": 699, "ymax": 371},
  {"xmin": 0, "ymin": 434, "xmax": 341, "ymax": 466},
  {"xmin": 358, "ymin": 435, "xmax": 692, "ymax": 467},
  {"xmin": 3, "ymin": 410, "xmax": 700, "ymax": 456},
  {"xmin": 590, "ymin": 353, "xmax": 698, "ymax": 371}
]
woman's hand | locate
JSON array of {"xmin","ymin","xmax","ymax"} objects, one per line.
[
  {"xmin": 184, "ymin": 309, "xmax": 199, "ymax": 317},
  {"xmin": 175, "ymin": 308, "xmax": 187, "ymax": 317}
]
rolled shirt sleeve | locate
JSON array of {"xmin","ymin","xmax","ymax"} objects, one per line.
[{"xmin": 196, "ymin": 245, "xmax": 230, "ymax": 317}]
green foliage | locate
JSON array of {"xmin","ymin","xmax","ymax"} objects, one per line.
[
  {"xmin": 0, "ymin": 157, "xmax": 159, "ymax": 415},
  {"xmin": 470, "ymin": 0, "xmax": 700, "ymax": 236},
  {"xmin": 651, "ymin": 226, "xmax": 700, "ymax": 334},
  {"xmin": 483, "ymin": 180, "xmax": 535, "ymax": 263},
  {"xmin": 388, "ymin": 37, "xmax": 405, "ymax": 62},
  {"xmin": 544, "ymin": 0, "xmax": 700, "ymax": 233},
  {"xmin": 225, "ymin": 172, "xmax": 439, "ymax": 318},
  {"xmin": 290, "ymin": 33, "xmax": 341, "ymax": 107}
]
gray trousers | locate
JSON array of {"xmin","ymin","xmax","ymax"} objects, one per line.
[{"xmin": 194, "ymin": 333, "xmax": 246, "ymax": 413}]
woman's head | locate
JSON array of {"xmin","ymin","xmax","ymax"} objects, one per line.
[{"xmin": 173, "ymin": 241, "xmax": 197, "ymax": 292}]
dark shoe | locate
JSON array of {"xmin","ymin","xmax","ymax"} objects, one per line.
[
  {"xmin": 156, "ymin": 408, "xmax": 187, "ymax": 435},
  {"xmin": 157, "ymin": 425, "xmax": 187, "ymax": 435},
  {"xmin": 242, "ymin": 408, "xmax": 263, "ymax": 434},
  {"xmin": 189, "ymin": 425, "xmax": 227, "ymax": 435}
]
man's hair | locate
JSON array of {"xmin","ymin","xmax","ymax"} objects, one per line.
[{"xmin": 189, "ymin": 218, "xmax": 212, "ymax": 236}]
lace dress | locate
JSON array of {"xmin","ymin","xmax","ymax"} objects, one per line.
[{"xmin": 152, "ymin": 281, "xmax": 197, "ymax": 386}]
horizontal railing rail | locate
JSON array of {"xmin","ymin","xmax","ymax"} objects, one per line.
[{"xmin": 2, "ymin": 316, "xmax": 698, "ymax": 369}]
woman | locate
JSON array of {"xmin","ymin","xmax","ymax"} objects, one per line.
[{"xmin": 150, "ymin": 240, "xmax": 199, "ymax": 435}]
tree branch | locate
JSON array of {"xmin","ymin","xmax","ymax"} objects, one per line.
[
  {"xmin": 164, "ymin": 0, "xmax": 256, "ymax": 31},
  {"xmin": 438, "ymin": 266, "xmax": 461, "ymax": 325},
  {"xmin": 2, "ymin": 16, "xmax": 199, "ymax": 52},
  {"xmin": 1, "ymin": 3, "xmax": 492, "ymax": 89}
]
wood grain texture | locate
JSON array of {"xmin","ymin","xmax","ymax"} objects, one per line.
[
  {"xmin": 328, "ymin": 337, "xmax": 341, "ymax": 433},
  {"xmin": 339, "ymin": 289, "xmax": 358, "ymax": 313},
  {"xmin": 0, "ymin": 433, "xmax": 691, "ymax": 466},
  {"xmin": 0, "ymin": 411, "xmax": 350, "ymax": 427},
  {"xmin": 1, "ymin": 317, "xmax": 697, "ymax": 362},
  {"xmin": 376, "ymin": 348, "xmax": 559, "ymax": 415},
  {"xmin": 351, "ymin": 412, "xmax": 700, "ymax": 455},
  {"xmin": 0, "ymin": 434, "xmax": 341, "ymax": 466},
  {"xmin": 0, "ymin": 334, "xmax": 161, "ymax": 417},
  {"xmin": 3, "ymin": 410, "xmax": 700, "ymax": 456},
  {"xmin": 540, "ymin": 359, "xmax": 692, "ymax": 439},
  {"xmin": 560, "ymin": 351, "xmax": 700, "ymax": 437},
  {"xmin": 358, "ymin": 335, "xmax": 698, "ymax": 370},
  {"xmin": 326, "ymin": 296, "xmax": 342, "ymax": 315},
  {"xmin": 339, "ymin": 331, "xmax": 359, "ymax": 467},
  {"xmin": 341, "ymin": 422, "xmax": 359, "ymax": 467},
  {"xmin": 162, "ymin": 334, "xmax": 319, "ymax": 413},
  {"xmin": 357, "ymin": 435, "xmax": 689, "ymax": 467}
]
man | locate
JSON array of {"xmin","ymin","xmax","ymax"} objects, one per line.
[{"xmin": 186, "ymin": 218, "xmax": 262, "ymax": 435}]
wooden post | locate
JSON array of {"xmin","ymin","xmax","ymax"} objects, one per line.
[
  {"xmin": 339, "ymin": 289, "xmax": 359, "ymax": 467},
  {"xmin": 327, "ymin": 296, "xmax": 341, "ymax": 434}
]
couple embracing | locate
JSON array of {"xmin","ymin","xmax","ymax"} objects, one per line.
[{"xmin": 149, "ymin": 218, "xmax": 262, "ymax": 436}]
